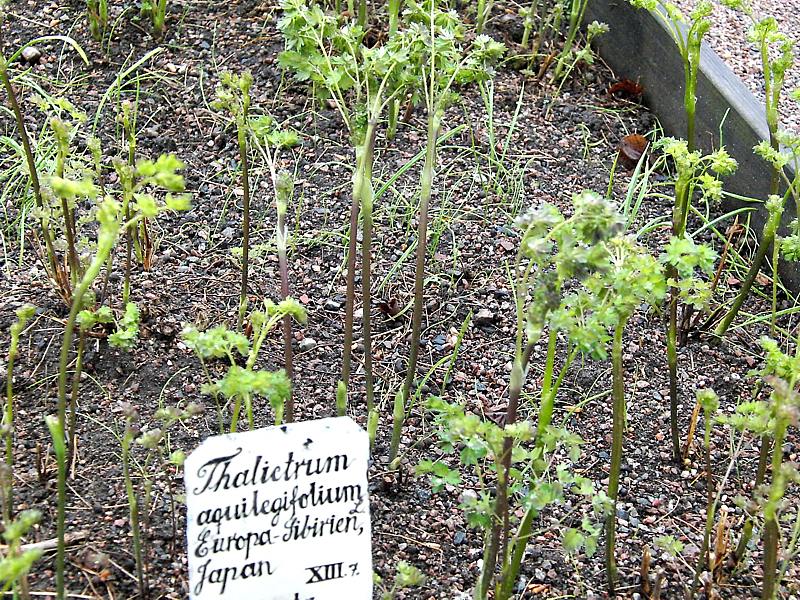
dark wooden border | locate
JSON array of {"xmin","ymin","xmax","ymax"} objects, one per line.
[{"xmin": 584, "ymin": 0, "xmax": 799, "ymax": 289}]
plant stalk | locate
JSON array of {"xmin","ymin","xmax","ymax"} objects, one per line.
[
  {"xmin": 237, "ymin": 117, "xmax": 251, "ymax": 330},
  {"xmin": 605, "ymin": 320, "xmax": 626, "ymax": 594},
  {"xmin": 715, "ymin": 205, "xmax": 783, "ymax": 336},
  {"xmin": 277, "ymin": 203, "xmax": 294, "ymax": 421},
  {"xmin": 0, "ymin": 61, "xmax": 61, "ymax": 288},
  {"xmin": 391, "ymin": 115, "xmax": 440, "ymax": 463}
]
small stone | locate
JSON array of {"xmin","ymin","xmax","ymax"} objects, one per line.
[
  {"xmin": 324, "ymin": 298, "xmax": 342, "ymax": 311},
  {"xmin": 299, "ymin": 338, "xmax": 317, "ymax": 352},
  {"xmin": 21, "ymin": 47, "xmax": 42, "ymax": 65},
  {"xmin": 453, "ymin": 531, "xmax": 466, "ymax": 545},
  {"xmin": 474, "ymin": 308, "xmax": 494, "ymax": 325},
  {"xmin": 459, "ymin": 489, "xmax": 478, "ymax": 504}
]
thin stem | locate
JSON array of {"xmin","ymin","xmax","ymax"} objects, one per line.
[
  {"xmin": 0, "ymin": 62, "xmax": 61, "ymax": 287},
  {"xmin": 477, "ymin": 342, "xmax": 532, "ymax": 598},
  {"xmin": 762, "ymin": 419, "xmax": 788, "ymax": 600},
  {"xmin": 396, "ymin": 116, "xmax": 440, "ymax": 456},
  {"xmin": 67, "ymin": 331, "xmax": 85, "ymax": 470},
  {"xmin": 734, "ymin": 434, "xmax": 771, "ymax": 565},
  {"xmin": 716, "ymin": 206, "xmax": 782, "ymax": 336},
  {"xmin": 605, "ymin": 320, "xmax": 626, "ymax": 594},
  {"xmin": 667, "ymin": 265, "xmax": 680, "ymax": 462},
  {"xmin": 360, "ymin": 121, "xmax": 378, "ymax": 417},
  {"xmin": 535, "ymin": 328, "xmax": 559, "ymax": 438},
  {"xmin": 497, "ymin": 507, "xmax": 535, "ymax": 599},
  {"xmin": 237, "ymin": 118, "xmax": 251, "ymax": 330},
  {"xmin": 4, "ymin": 347, "xmax": 16, "ymax": 522},
  {"xmin": 689, "ymin": 408, "xmax": 716, "ymax": 599},
  {"xmin": 122, "ymin": 433, "xmax": 146, "ymax": 597},
  {"xmin": 276, "ymin": 201, "xmax": 294, "ymax": 421}
]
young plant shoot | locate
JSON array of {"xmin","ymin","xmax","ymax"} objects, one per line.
[
  {"xmin": 688, "ymin": 388, "xmax": 720, "ymax": 600},
  {"xmin": 628, "ymin": 0, "xmax": 713, "ymax": 151},
  {"xmin": 213, "ymin": 71, "xmax": 255, "ymax": 329},
  {"xmin": 250, "ymin": 114, "xmax": 301, "ymax": 420},
  {"xmin": 3, "ymin": 305, "xmax": 36, "ymax": 521},
  {"xmin": 722, "ymin": 336, "xmax": 800, "ymax": 599},
  {"xmin": 468, "ymin": 191, "xmax": 639, "ymax": 598},
  {"xmin": 279, "ymin": 0, "xmax": 415, "ymax": 417},
  {"xmin": 653, "ymin": 138, "xmax": 736, "ymax": 461},
  {"xmin": 717, "ymin": 132, "xmax": 799, "ymax": 336},
  {"xmin": 389, "ymin": 1, "xmax": 505, "ymax": 464},
  {"xmin": 183, "ymin": 299, "xmax": 306, "ymax": 431},
  {"xmin": 86, "ymin": 0, "xmax": 108, "ymax": 40},
  {"xmin": 588, "ymin": 236, "xmax": 665, "ymax": 593}
]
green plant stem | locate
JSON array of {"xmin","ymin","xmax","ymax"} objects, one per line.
[
  {"xmin": 54, "ymin": 147, "xmax": 80, "ymax": 286},
  {"xmin": 278, "ymin": 229, "xmax": 294, "ymax": 422},
  {"xmin": 666, "ymin": 269, "xmax": 680, "ymax": 462},
  {"xmin": 58, "ymin": 195, "xmax": 80, "ymax": 286},
  {"xmin": 536, "ymin": 328, "xmax": 558, "ymax": 435},
  {"xmin": 605, "ymin": 320, "xmax": 626, "ymax": 594},
  {"xmin": 391, "ymin": 115, "xmax": 440, "ymax": 464},
  {"xmin": 357, "ymin": 0, "xmax": 367, "ymax": 27},
  {"xmin": 388, "ymin": 0, "xmax": 401, "ymax": 37},
  {"xmin": 341, "ymin": 121, "xmax": 377, "ymax": 401},
  {"xmin": 0, "ymin": 61, "xmax": 61, "ymax": 288},
  {"xmin": 55, "ymin": 211, "xmax": 122, "ymax": 599},
  {"xmin": 477, "ymin": 342, "xmax": 532, "ymax": 598},
  {"xmin": 770, "ymin": 232, "xmax": 778, "ymax": 336},
  {"xmin": 121, "ymin": 432, "xmax": 146, "ymax": 597},
  {"xmin": 734, "ymin": 434, "xmax": 771, "ymax": 564},
  {"xmin": 762, "ymin": 504, "xmax": 781, "ymax": 595},
  {"xmin": 388, "ymin": 391, "xmax": 404, "ymax": 466},
  {"xmin": 237, "ymin": 118, "xmax": 251, "ymax": 330},
  {"xmin": 153, "ymin": 0, "xmax": 167, "ymax": 36},
  {"xmin": 554, "ymin": 0, "xmax": 588, "ymax": 79},
  {"xmin": 66, "ymin": 330, "xmax": 85, "ymax": 470},
  {"xmin": 667, "ymin": 171, "xmax": 692, "ymax": 462},
  {"xmin": 4, "ymin": 346, "xmax": 17, "ymax": 522},
  {"xmin": 762, "ymin": 418, "xmax": 788, "ymax": 600},
  {"xmin": 689, "ymin": 408, "xmax": 716, "ymax": 599},
  {"xmin": 360, "ymin": 121, "xmax": 378, "ymax": 417},
  {"xmin": 386, "ymin": 0, "xmax": 403, "ymax": 140},
  {"xmin": 475, "ymin": 0, "xmax": 492, "ymax": 33},
  {"xmin": 497, "ymin": 507, "xmax": 535, "ymax": 600},
  {"xmin": 684, "ymin": 85, "xmax": 696, "ymax": 153},
  {"xmin": 45, "ymin": 417, "xmax": 67, "ymax": 600},
  {"xmin": 123, "ymin": 204, "xmax": 134, "ymax": 305},
  {"xmin": 715, "ymin": 206, "xmax": 783, "ymax": 336}
]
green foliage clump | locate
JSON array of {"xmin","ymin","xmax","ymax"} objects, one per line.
[{"xmin": 183, "ymin": 299, "xmax": 307, "ymax": 431}]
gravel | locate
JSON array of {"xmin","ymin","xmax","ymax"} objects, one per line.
[{"xmin": 671, "ymin": 0, "xmax": 800, "ymax": 133}]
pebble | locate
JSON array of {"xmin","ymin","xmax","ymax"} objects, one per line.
[
  {"xmin": 474, "ymin": 308, "xmax": 494, "ymax": 325},
  {"xmin": 299, "ymin": 338, "xmax": 317, "ymax": 352},
  {"xmin": 21, "ymin": 46, "xmax": 42, "ymax": 65},
  {"xmin": 324, "ymin": 298, "xmax": 342, "ymax": 311}
]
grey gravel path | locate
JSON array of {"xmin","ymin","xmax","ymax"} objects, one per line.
[{"xmin": 671, "ymin": 0, "xmax": 800, "ymax": 133}]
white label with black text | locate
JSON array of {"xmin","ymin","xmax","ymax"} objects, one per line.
[{"xmin": 185, "ymin": 416, "xmax": 372, "ymax": 599}]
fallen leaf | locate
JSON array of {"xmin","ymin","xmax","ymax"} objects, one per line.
[
  {"xmin": 377, "ymin": 298, "xmax": 402, "ymax": 319},
  {"xmin": 609, "ymin": 78, "xmax": 644, "ymax": 98},
  {"xmin": 618, "ymin": 134, "xmax": 648, "ymax": 170}
]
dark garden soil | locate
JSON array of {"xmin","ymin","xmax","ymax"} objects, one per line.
[{"xmin": 0, "ymin": 0, "xmax": 798, "ymax": 598}]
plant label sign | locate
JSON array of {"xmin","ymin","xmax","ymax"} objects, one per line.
[{"xmin": 185, "ymin": 416, "xmax": 372, "ymax": 599}]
